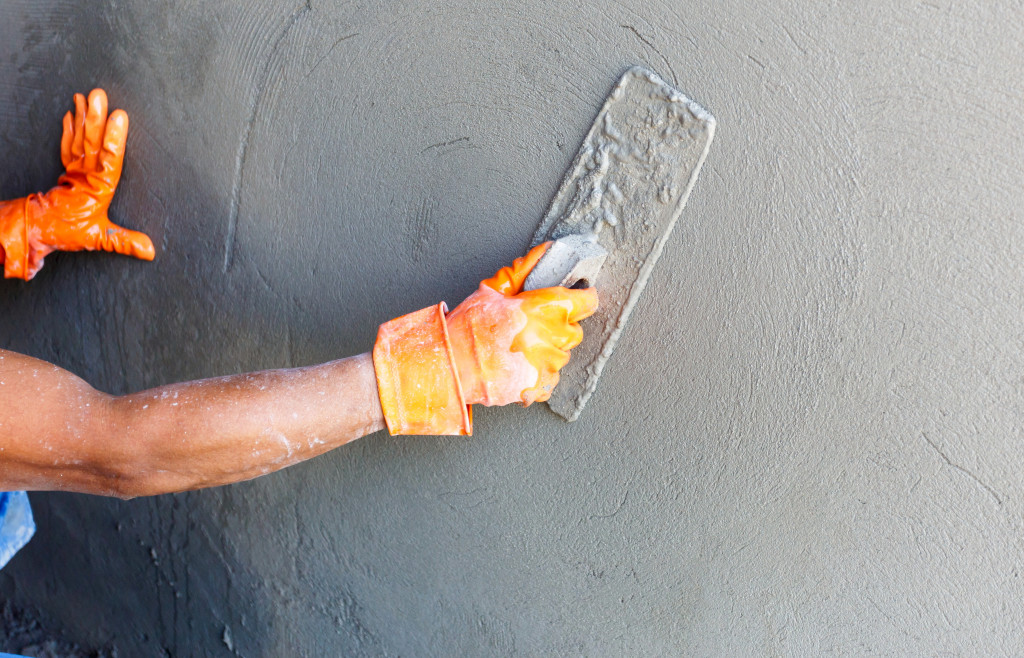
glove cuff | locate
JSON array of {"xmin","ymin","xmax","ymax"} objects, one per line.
[
  {"xmin": 373, "ymin": 302, "xmax": 473, "ymax": 436},
  {"xmin": 0, "ymin": 197, "xmax": 29, "ymax": 279}
]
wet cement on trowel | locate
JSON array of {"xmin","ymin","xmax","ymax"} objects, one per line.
[
  {"xmin": 531, "ymin": 67, "xmax": 714, "ymax": 421},
  {"xmin": 3, "ymin": 0, "xmax": 1024, "ymax": 655}
]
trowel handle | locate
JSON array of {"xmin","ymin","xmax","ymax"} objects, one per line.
[{"xmin": 522, "ymin": 235, "xmax": 607, "ymax": 291}]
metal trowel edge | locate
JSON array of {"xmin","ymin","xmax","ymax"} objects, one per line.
[{"xmin": 524, "ymin": 66, "xmax": 716, "ymax": 421}]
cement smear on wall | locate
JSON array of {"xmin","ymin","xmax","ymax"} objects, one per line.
[{"xmin": 2, "ymin": 0, "xmax": 1024, "ymax": 654}]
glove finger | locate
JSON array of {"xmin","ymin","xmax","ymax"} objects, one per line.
[
  {"xmin": 521, "ymin": 372, "xmax": 557, "ymax": 405},
  {"xmin": 562, "ymin": 286, "xmax": 598, "ymax": 323},
  {"xmin": 100, "ymin": 221, "xmax": 156, "ymax": 261},
  {"xmin": 83, "ymin": 89, "xmax": 108, "ymax": 172},
  {"xmin": 481, "ymin": 242, "xmax": 552, "ymax": 296},
  {"xmin": 516, "ymin": 296, "xmax": 586, "ymax": 351},
  {"xmin": 71, "ymin": 93, "xmax": 87, "ymax": 163},
  {"xmin": 554, "ymin": 320, "xmax": 585, "ymax": 351},
  {"xmin": 521, "ymin": 345, "xmax": 571, "ymax": 405},
  {"xmin": 520, "ymin": 286, "xmax": 597, "ymax": 323},
  {"xmin": 60, "ymin": 111, "xmax": 74, "ymax": 169},
  {"xmin": 98, "ymin": 110, "xmax": 129, "ymax": 185},
  {"xmin": 534, "ymin": 320, "xmax": 585, "ymax": 352}
]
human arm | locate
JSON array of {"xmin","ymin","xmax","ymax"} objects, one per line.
[
  {"xmin": 0, "ymin": 243, "xmax": 597, "ymax": 498},
  {"xmin": 0, "ymin": 348, "xmax": 384, "ymax": 498}
]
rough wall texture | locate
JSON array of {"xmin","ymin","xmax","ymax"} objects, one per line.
[{"xmin": 1, "ymin": 0, "xmax": 1023, "ymax": 654}]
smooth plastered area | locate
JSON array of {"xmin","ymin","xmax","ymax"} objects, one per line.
[{"xmin": 1, "ymin": 1, "xmax": 1023, "ymax": 654}]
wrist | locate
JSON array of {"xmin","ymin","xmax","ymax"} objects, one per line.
[
  {"xmin": 0, "ymin": 197, "xmax": 28, "ymax": 279},
  {"xmin": 444, "ymin": 309, "xmax": 486, "ymax": 406},
  {"xmin": 372, "ymin": 302, "xmax": 472, "ymax": 436}
]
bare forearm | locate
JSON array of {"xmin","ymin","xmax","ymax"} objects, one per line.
[
  {"xmin": 0, "ymin": 350, "xmax": 384, "ymax": 498},
  {"xmin": 106, "ymin": 354, "xmax": 384, "ymax": 496}
]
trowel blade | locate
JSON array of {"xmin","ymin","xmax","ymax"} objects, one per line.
[{"xmin": 531, "ymin": 66, "xmax": 715, "ymax": 421}]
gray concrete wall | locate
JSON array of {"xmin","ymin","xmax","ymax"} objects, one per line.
[{"xmin": 1, "ymin": 0, "xmax": 1023, "ymax": 654}]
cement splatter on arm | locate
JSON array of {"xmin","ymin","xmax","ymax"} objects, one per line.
[{"xmin": 0, "ymin": 349, "xmax": 384, "ymax": 499}]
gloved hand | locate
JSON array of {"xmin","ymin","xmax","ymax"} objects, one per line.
[
  {"xmin": 0, "ymin": 88, "xmax": 155, "ymax": 280},
  {"xmin": 373, "ymin": 242, "xmax": 599, "ymax": 435}
]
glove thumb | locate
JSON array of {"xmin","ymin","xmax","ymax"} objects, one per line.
[{"xmin": 97, "ymin": 220, "xmax": 156, "ymax": 261}]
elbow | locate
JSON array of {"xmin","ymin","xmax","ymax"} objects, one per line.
[
  {"xmin": 107, "ymin": 478, "xmax": 147, "ymax": 500},
  {"xmin": 103, "ymin": 471, "xmax": 183, "ymax": 499},
  {"xmin": 81, "ymin": 466, "xmax": 159, "ymax": 500},
  {"xmin": 107, "ymin": 487, "xmax": 140, "ymax": 501},
  {"xmin": 89, "ymin": 395, "xmax": 182, "ymax": 499},
  {"xmin": 101, "ymin": 460, "xmax": 189, "ymax": 499}
]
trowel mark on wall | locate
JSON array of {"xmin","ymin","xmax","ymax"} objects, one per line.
[
  {"xmin": 420, "ymin": 136, "xmax": 471, "ymax": 155},
  {"xmin": 920, "ymin": 432, "xmax": 1003, "ymax": 506},
  {"xmin": 304, "ymin": 32, "xmax": 360, "ymax": 79},
  {"xmin": 407, "ymin": 196, "xmax": 438, "ymax": 262},
  {"xmin": 620, "ymin": 24, "xmax": 679, "ymax": 87},
  {"xmin": 223, "ymin": 0, "xmax": 312, "ymax": 273}
]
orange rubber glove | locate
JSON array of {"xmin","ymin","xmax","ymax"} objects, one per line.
[
  {"xmin": 0, "ymin": 88, "xmax": 155, "ymax": 280},
  {"xmin": 373, "ymin": 242, "xmax": 599, "ymax": 435}
]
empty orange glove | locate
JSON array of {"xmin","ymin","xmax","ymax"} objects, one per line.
[
  {"xmin": 0, "ymin": 88, "xmax": 154, "ymax": 280},
  {"xmin": 373, "ymin": 242, "xmax": 599, "ymax": 435}
]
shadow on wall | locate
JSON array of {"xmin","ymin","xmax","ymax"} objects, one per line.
[
  {"xmin": 0, "ymin": 136, "xmax": 380, "ymax": 653},
  {"xmin": 0, "ymin": 3, "xmax": 291, "ymax": 651},
  {"xmin": 0, "ymin": 0, "xmax": 560, "ymax": 653},
  {"xmin": 0, "ymin": 598, "xmax": 110, "ymax": 656},
  {"xmin": 0, "ymin": 129, "xmax": 288, "ymax": 651},
  {"xmin": 0, "ymin": 489, "xmax": 278, "ymax": 655}
]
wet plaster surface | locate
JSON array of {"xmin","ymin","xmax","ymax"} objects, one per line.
[{"xmin": 1, "ymin": 0, "xmax": 1023, "ymax": 654}]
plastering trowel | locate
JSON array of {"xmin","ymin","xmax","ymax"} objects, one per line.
[{"xmin": 523, "ymin": 66, "xmax": 715, "ymax": 421}]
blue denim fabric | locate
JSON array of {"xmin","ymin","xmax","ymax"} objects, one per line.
[{"xmin": 0, "ymin": 491, "xmax": 34, "ymax": 570}]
